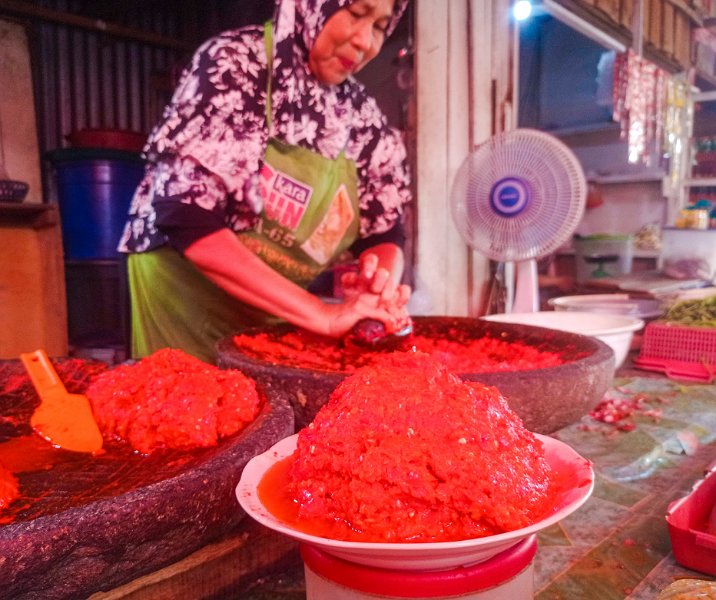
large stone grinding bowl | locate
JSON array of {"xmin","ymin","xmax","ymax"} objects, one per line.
[
  {"xmin": 216, "ymin": 316, "xmax": 615, "ymax": 434},
  {"xmin": 0, "ymin": 358, "xmax": 294, "ymax": 600}
]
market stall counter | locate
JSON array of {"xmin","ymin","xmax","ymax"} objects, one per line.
[{"xmin": 2, "ymin": 355, "xmax": 716, "ymax": 599}]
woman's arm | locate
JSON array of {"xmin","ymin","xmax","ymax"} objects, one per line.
[{"xmin": 184, "ymin": 229, "xmax": 405, "ymax": 337}]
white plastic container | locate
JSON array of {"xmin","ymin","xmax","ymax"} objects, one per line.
[
  {"xmin": 660, "ymin": 228, "xmax": 716, "ymax": 283},
  {"xmin": 302, "ymin": 536, "xmax": 537, "ymax": 600}
]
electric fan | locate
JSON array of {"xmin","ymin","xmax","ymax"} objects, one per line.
[{"xmin": 449, "ymin": 128, "xmax": 587, "ymax": 313}]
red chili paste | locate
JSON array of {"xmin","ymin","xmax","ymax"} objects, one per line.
[
  {"xmin": 282, "ymin": 352, "xmax": 555, "ymax": 543},
  {"xmin": 86, "ymin": 348, "xmax": 262, "ymax": 454},
  {"xmin": 0, "ymin": 464, "xmax": 19, "ymax": 510},
  {"xmin": 233, "ymin": 330, "xmax": 564, "ymax": 373}
]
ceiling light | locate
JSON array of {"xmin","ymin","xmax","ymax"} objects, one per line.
[{"xmin": 513, "ymin": 0, "xmax": 533, "ymax": 21}]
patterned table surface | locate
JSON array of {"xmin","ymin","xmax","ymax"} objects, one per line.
[{"xmin": 534, "ymin": 375, "xmax": 716, "ymax": 599}]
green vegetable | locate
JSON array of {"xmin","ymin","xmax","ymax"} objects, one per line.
[{"xmin": 664, "ymin": 295, "xmax": 716, "ymax": 328}]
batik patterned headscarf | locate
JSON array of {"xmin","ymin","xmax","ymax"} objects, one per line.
[{"xmin": 274, "ymin": 0, "xmax": 409, "ymax": 55}]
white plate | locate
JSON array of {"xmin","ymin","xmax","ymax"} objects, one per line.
[{"xmin": 236, "ymin": 433, "xmax": 594, "ymax": 571}]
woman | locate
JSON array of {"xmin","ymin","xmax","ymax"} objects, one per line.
[{"xmin": 118, "ymin": 0, "xmax": 412, "ymax": 362}]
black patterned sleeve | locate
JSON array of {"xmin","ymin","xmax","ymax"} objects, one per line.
[
  {"xmin": 145, "ymin": 28, "xmax": 268, "ymax": 210},
  {"xmin": 351, "ymin": 94, "xmax": 412, "ymax": 240}
]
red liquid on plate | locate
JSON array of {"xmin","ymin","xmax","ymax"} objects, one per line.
[
  {"xmin": 257, "ymin": 452, "xmax": 368, "ymax": 541},
  {"xmin": 256, "ymin": 449, "xmax": 583, "ymax": 543}
]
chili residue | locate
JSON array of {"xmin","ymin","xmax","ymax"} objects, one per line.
[
  {"xmin": 279, "ymin": 352, "xmax": 555, "ymax": 543},
  {"xmin": 86, "ymin": 348, "xmax": 262, "ymax": 454},
  {"xmin": 233, "ymin": 330, "xmax": 564, "ymax": 373},
  {"xmin": 0, "ymin": 464, "xmax": 19, "ymax": 510}
]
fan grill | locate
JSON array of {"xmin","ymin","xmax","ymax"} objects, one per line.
[{"xmin": 451, "ymin": 129, "xmax": 586, "ymax": 262}]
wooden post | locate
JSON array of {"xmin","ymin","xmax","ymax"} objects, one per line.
[
  {"xmin": 662, "ymin": 2, "xmax": 676, "ymax": 58},
  {"xmin": 415, "ymin": 0, "xmax": 470, "ymax": 316},
  {"xmin": 415, "ymin": 0, "xmax": 509, "ymax": 317},
  {"xmin": 634, "ymin": 0, "xmax": 645, "ymax": 56}
]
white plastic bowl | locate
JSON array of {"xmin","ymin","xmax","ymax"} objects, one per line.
[
  {"xmin": 481, "ymin": 311, "xmax": 644, "ymax": 368},
  {"xmin": 236, "ymin": 433, "xmax": 593, "ymax": 571},
  {"xmin": 548, "ymin": 294, "xmax": 663, "ymax": 320}
]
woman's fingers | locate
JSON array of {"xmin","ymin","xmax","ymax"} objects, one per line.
[
  {"xmin": 370, "ymin": 267, "xmax": 391, "ymax": 295},
  {"xmin": 340, "ymin": 270, "xmax": 359, "ymax": 295},
  {"xmin": 359, "ymin": 253, "xmax": 378, "ymax": 282},
  {"xmin": 350, "ymin": 261, "xmax": 391, "ymax": 295},
  {"xmin": 395, "ymin": 284, "xmax": 412, "ymax": 308},
  {"xmin": 326, "ymin": 258, "xmax": 413, "ymax": 338}
]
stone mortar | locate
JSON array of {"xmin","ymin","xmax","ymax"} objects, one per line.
[
  {"xmin": 0, "ymin": 359, "xmax": 295, "ymax": 600},
  {"xmin": 216, "ymin": 316, "xmax": 615, "ymax": 434}
]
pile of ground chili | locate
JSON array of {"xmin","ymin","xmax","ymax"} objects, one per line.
[
  {"xmin": 286, "ymin": 352, "xmax": 555, "ymax": 542},
  {"xmin": 86, "ymin": 348, "xmax": 262, "ymax": 454},
  {"xmin": 232, "ymin": 329, "xmax": 564, "ymax": 373},
  {"xmin": 0, "ymin": 465, "xmax": 19, "ymax": 510}
]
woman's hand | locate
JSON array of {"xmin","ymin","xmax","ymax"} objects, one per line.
[
  {"xmin": 338, "ymin": 250, "xmax": 412, "ymax": 334},
  {"xmin": 340, "ymin": 248, "xmax": 411, "ymax": 309},
  {"xmin": 321, "ymin": 283, "xmax": 410, "ymax": 338}
]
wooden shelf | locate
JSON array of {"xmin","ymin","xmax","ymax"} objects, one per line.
[
  {"xmin": 549, "ymin": 122, "xmax": 622, "ymax": 138},
  {"xmin": 589, "ymin": 173, "xmax": 665, "ymax": 184},
  {"xmin": 0, "ymin": 202, "xmax": 57, "ymax": 228},
  {"xmin": 684, "ymin": 178, "xmax": 716, "ymax": 187},
  {"xmin": 695, "ymin": 75, "xmax": 716, "ymax": 97}
]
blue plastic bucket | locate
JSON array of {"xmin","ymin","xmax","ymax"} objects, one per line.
[{"xmin": 49, "ymin": 148, "xmax": 145, "ymax": 260}]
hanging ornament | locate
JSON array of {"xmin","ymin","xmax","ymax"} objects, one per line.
[
  {"xmin": 662, "ymin": 75, "xmax": 693, "ymax": 209},
  {"xmin": 612, "ymin": 49, "xmax": 668, "ymax": 166}
]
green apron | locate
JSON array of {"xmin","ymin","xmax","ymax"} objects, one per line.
[{"xmin": 128, "ymin": 22, "xmax": 360, "ymax": 363}]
